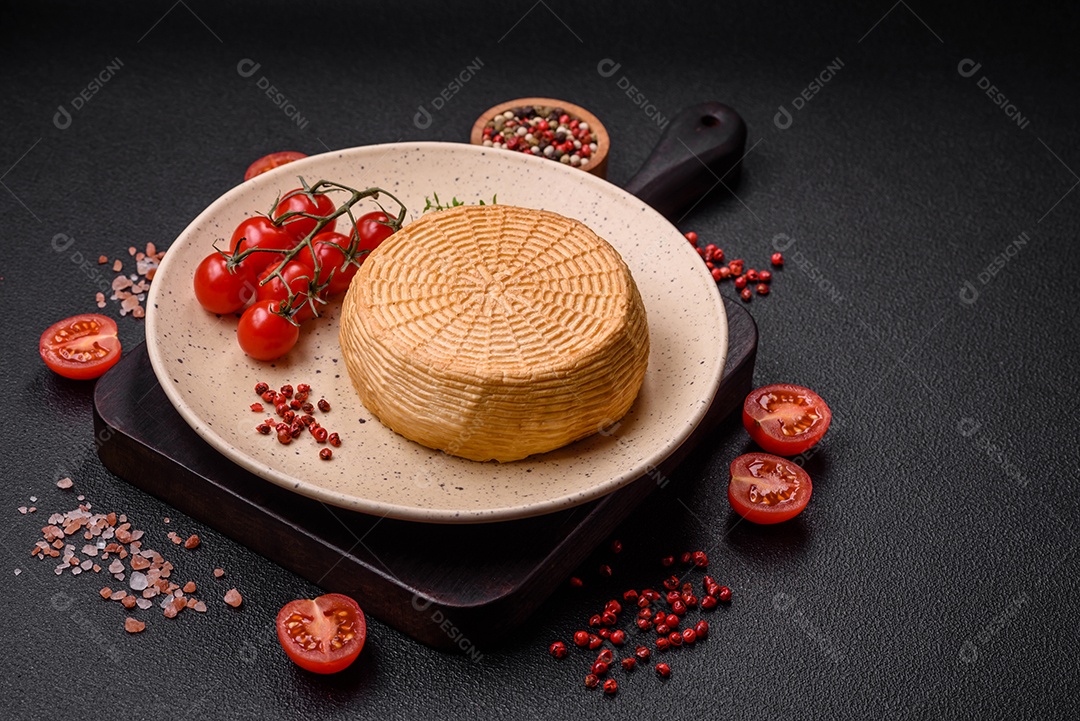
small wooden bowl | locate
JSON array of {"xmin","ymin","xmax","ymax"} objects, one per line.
[{"xmin": 470, "ymin": 97, "xmax": 610, "ymax": 179}]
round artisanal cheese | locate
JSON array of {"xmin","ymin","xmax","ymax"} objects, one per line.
[{"xmin": 339, "ymin": 204, "xmax": 649, "ymax": 462}]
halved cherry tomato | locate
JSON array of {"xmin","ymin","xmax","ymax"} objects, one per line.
[
  {"xmin": 295, "ymin": 232, "xmax": 357, "ymax": 295},
  {"xmin": 273, "ymin": 187, "xmax": 336, "ymax": 242},
  {"xmin": 193, "ymin": 253, "xmax": 258, "ymax": 315},
  {"xmin": 256, "ymin": 260, "xmax": 321, "ymax": 321},
  {"xmin": 742, "ymin": 383, "xmax": 832, "ymax": 456},
  {"xmin": 39, "ymin": 314, "xmax": 122, "ymax": 380},
  {"xmin": 244, "ymin": 151, "xmax": 307, "ymax": 181},
  {"xmin": 237, "ymin": 300, "xmax": 299, "ymax": 361},
  {"xmin": 229, "ymin": 216, "xmax": 298, "ymax": 272},
  {"xmin": 276, "ymin": 593, "xmax": 366, "ymax": 674},
  {"xmin": 728, "ymin": 452, "xmax": 812, "ymax": 525}
]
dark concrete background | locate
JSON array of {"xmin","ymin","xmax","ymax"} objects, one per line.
[{"xmin": 2, "ymin": 1, "xmax": 1078, "ymax": 718}]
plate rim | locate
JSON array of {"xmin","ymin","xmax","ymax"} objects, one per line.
[{"xmin": 146, "ymin": 140, "xmax": 728, "ymax": 523}]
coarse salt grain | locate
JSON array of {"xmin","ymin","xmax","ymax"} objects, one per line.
[
  {"xmin": 124, "ymin": 617, "xmax": 145, "ymax": 634},
  {"xmin": 56, "ymin": 478, "xmax": 73, "ymax": 490},
  {"xmin": 224, "ymin": 589, "xmax": 242, "ymax": 608},
  {"xmin": 213, "ymin": 568, "xmax": 224, "ymax": 578},
  {"xmin": 129, "ymin": 572, "xmax": 148, "ymax": 591}
]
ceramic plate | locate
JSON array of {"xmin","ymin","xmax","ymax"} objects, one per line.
[{"xmin": 146, "ymin": 142, "xmax": 727, "ymax": 523}]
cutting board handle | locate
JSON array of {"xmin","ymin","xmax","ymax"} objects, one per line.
[{"xmin": 624, "ymin": 102, "xmax": 747, "ymax": 222}]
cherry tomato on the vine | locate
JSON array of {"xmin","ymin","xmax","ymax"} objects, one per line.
[
  {"xmin": 256, "ymin": 260, "xmax": 321, "ymax": 321},
  {"xmin": 276, "ymin": 593, "xmax": 366, "ymax": 674},
  {"xmin": 193, "ymin": 253, "xmax": 258, "ymax": 315},
  {"xmin": 352, "ymin": 211, "xmax": 396, "ymax": 253},
  {"xmin": 742, "ymin": 383, "xmax": 832, "ymax": 456},
  {"xmin": 727, "ymin": 452, "xmax": 812, "ymax": 525},
  {"xmin": 39, "ymin": 314, "xmax": 122, "ymax": 380},
  {"xmin": 237, "ymin": 300, "xmax": 300, "ymax": 361},
  {"xmin": 229, "ymin": 216, "xmax": 299, "ymax": 273},
  {"xmin": 273, "ymin": 187, "xmax": 336, "ymax": 242},
  {"xmin": 244, "ymin": 151, "xmax": 307, "ymax": 182},
  {"xmin": 296, "ymin": 232, "xmax": 358, "ymax": 295}
]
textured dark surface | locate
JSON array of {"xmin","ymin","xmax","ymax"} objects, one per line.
[{"xmin": 1, "ymin": 2, "xmax": 1078, "ymax": 719}]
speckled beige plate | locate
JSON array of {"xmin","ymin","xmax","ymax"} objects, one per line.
[{"xmin": 146, "ymin": 142, "xmax": 727, "ymax": 523}]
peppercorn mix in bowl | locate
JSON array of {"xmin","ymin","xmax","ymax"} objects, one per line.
[{"xmin": 470, "ymin": 97, "xmax": 610, "ymax": 178}]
